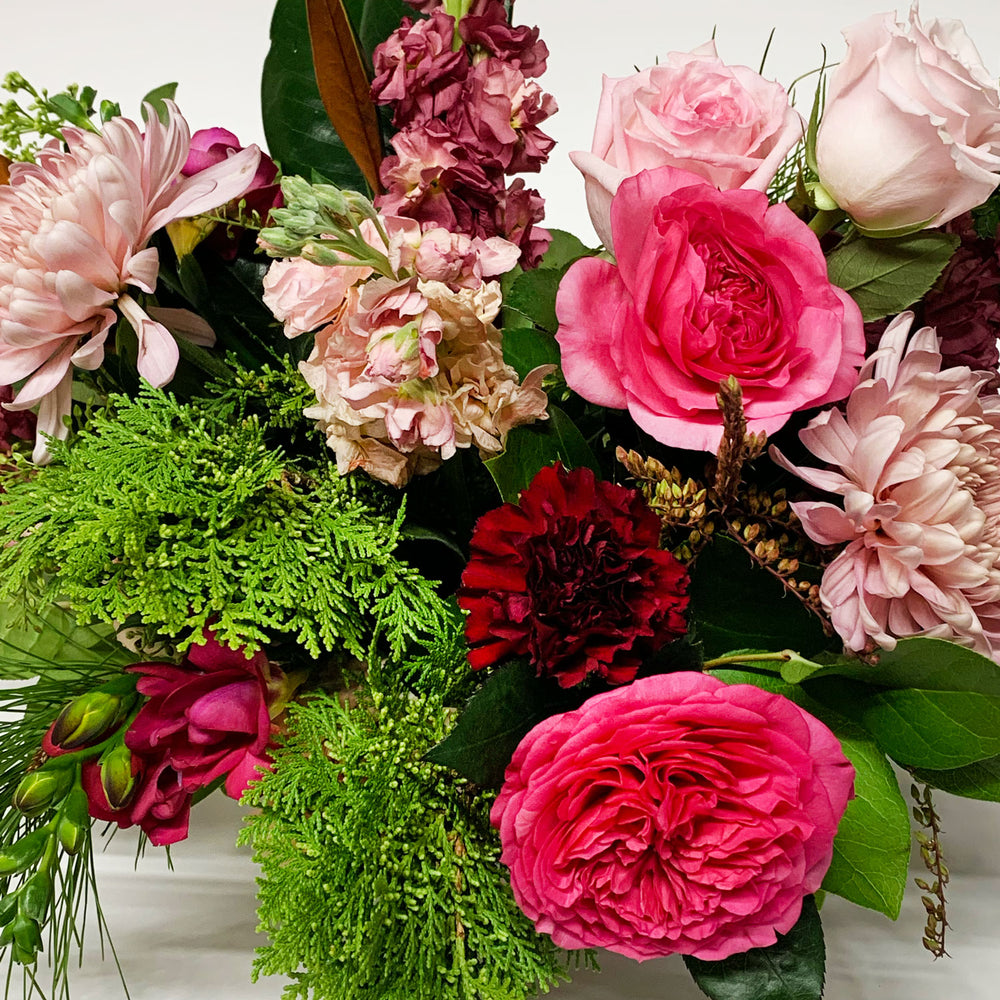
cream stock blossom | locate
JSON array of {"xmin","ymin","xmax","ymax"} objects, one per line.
[{"xmin": 773, "ymin": 313, "xmax": 1000, "ymax": 657}]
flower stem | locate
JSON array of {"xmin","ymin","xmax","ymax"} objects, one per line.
[
  {"xmin": 702, "ymin": 651, "xmax": 792, "ymax": 669},
  {"xmin": 807, "ymin": 209, "xmax": 845, "ymax": 238}
]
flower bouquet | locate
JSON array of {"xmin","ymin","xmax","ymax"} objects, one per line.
[{"xmin": 0, "ymin": 1, "xmax": 999, "ymax": 998}]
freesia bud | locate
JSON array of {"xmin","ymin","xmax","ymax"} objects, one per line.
[
  {"xmin": 0, "ymin": 830, "xmax": 47, "ymax": 876},
  {"xmin": 12, "ymin": 768, "xmax": 73, "ymax": 817},
  {"xmin": 99, "ymin": 744, "xmax": 136, "ymax": 810},
  {"xmin": 56, "ymin": 787, "xmax": 91, "ymax": 856},
  {"xmin": 44, "ymin": 687, "xmax": 135, "ymax": 755}
]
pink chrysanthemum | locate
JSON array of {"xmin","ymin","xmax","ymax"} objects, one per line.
[
  {"xmin": 0, "ymin": 104, "xmax": 260, "ymax": 460},
  {"xmin": 774, "ymin": 312, "xmax": 1000, "ymax": 657}
]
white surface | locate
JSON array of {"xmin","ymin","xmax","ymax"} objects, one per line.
[{"xmin": 4, "ymin": 1, "xmax": 1000, "ymax": 998}]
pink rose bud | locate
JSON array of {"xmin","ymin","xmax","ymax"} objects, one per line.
[
  {"xmin": 570, "ymin": 41, "xmax": 803, "ymax": 250},
  {"xmin": 816, "ymin": 6, "xmax": 1000, "ymax": 233}
]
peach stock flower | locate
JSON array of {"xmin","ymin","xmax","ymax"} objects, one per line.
[
  {"xmin": 774, "ymin": 313, "xmax": 1000, "ymax": 657},
  {"xmin": 0, "ymin": 104, "xmax": 260, "ymax": 460}
]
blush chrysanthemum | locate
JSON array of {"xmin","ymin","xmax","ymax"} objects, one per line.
[
  {"xmin": 774, "ymin": 312, "xmax": 1000, "ymax": 658},
  {"xmin": 0, "ymin": 103, "xmax": 260, "ymax": 460}
]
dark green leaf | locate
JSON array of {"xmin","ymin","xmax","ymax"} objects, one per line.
[
  {"xmin": 538, "ymin": 229, "xmax": 592, "ymax": 271},
  {"xmin": 684, "ymin": 896, "xmax": 824, "ymax": 1000},
  {"xmin": 343, "ymin": 0, "xmax": 419, "ymax": 62},
  {"xmin": 484, "ymin": 405, "xmax": 600, "ymax": 503},
  {"xmin": 821, "ymin": 734, "xmax": 909, "ymax": 918},
  {"xmin": 825, "ymin": 232, "xmax": 960, "ymax": 322},
  {"xmin": 501, "ymin": 322, "xmax": 560, "ymax": 380},
  {"xmin": 140, "ymin": 82, "xmax": 179, "ymax": 124},
  {"xmin": 709, "ymin": 668, "xmax": 909, "ymax": 919},
  {"xmin": 972, "ymin": 187, "xmax": 1000, "ymax": 241},
  {"xmin": 782, "ymin": 636, "xmax": 1000, "ymax": 694},
  {"xmin": 910, "ymin": 755, "xmax": 1000, "ymax": 802},
  {"xmin": 425, "ymin": 661, "xmax": 578, "ymax": 786},
  {"xmin": 688, "ymin": 536, "xmax": 831, "ymax": 660},
  {"xmin": 261, "ymin": 0, "xmax": 369, "ymax": 191},
  {"xmin": 858, "ymin": 688, "xmax": 1000, "ymax": 769},
  {"xmin": 503, "ymin": 268, "xmax": 563, "ymax": 334}
]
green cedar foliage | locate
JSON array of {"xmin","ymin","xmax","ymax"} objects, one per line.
[
  {"xmin": 0, "ymin": 386, "xmax": 448, "ymax": 659},
  {"xmin": 240, "ymin": 682, "xmax": 586, "ymax": 1000}
]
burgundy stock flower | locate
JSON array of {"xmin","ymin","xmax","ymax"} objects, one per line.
[
  {"xmin": 459, "ymin": 1, "xmax": 549, "ymax": 78},
  {"xmin": 458, "ymin": 463, "xmax": 689, "ymax": 687},
  {"xmin": 372, "ymin": 13, "xmax": 467, "ymax": 124},
  {"xmin": 0, "ymin": 384, "xmax": 34, "ymax": 454}
]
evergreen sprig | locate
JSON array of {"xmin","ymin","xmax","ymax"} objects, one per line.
[
  {"xmin": 0, "ymin": 387, "xmax": 448, "ymax": 659},
  {"xmin": 240, "ymin": 686, "xmax": 586, "ymax": 1000}
]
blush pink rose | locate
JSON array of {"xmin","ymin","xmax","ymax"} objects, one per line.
[
  {"xmin": 816, "ymin": 6, "xmax": 1000, "ymax": 233},
  {"xmin": 570, "ymin": 41, "xmax": 803, "ymax": 249},
  {"xmin": 491, "ymin": 672, "xmax": 854, "ymax": 961},
  {"xmin": 556, "ymin": 166, "xmax": 865, "ymax": 452}
]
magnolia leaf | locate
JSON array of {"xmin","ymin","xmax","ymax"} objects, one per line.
[
  {"xmin": 484, "ymin": 406, "xmax": 600, "ymax": 503},
  {"xmin": 683, "ymin": 896, "xmax": 825, "ymax": 1000},
  {"xmin": 710, "ymin": 668, "xmax": 910, "ymax": 919},
  {"xmin": 425, "ymin": 661, "xmax": 579, "ymax": 786},
  {"xmin": 305, "ymin": 0, "xmax": 383, "ymax": 194},
  {"xmin": 262, "ymin": 0, "xmax": 367, "ymax": 190},
  {"xmin": 825, "ymin": 232, "xmax": 959, "ymax": 322}
]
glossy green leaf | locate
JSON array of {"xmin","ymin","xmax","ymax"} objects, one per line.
[
  {"xmin": 503, "ymin": 267, "xmax": 563, "ymax": 334},
  {"xmin": 484, "ymin": 405, "xmax": 600, "ymax": 503},
  {"xmin": 0, "ymin": 602, "xmax": 136, "ymax": 680},
  {"xmin": 424, "ymin": 661, "xmax": 578, "ymax": 786},
  {"xmin": 688, "ymin": 537, "xmax": 831, "ymax": 660},
  {"xmin": 910, "ymin": 755, "xmax": 1000, "ymax": 802},
  {"xmin": 538, "ymin": 229, "xmax": 592, "ymax": 271},
  {"xmin": 710, "ymin": 668, "xmax": 910, "ymax": 919},
  {"xmin": 825, "ymin": 232, "xmax": 960, "ymax": 322},
  {"xmin": 261, "ymin": 0, "xmax": 368, "ymax": 190},
  {"xmin": 683, "ymin": 896, "xmax": 824, "ymax": 1000},
  {"xmin": 343, "ymin": 0, "xmax": 418, "ymax": 62},
  {"xmin": 501, "ymin": 322, "xmax": 560, "ymax": 380},
  {"xmin": 859, "ymin": 688, "xmax": 1000, "ymax": 769},
  {"xmin": 140, "ymin": 82, "xmax": 178, "ymax": 124}
]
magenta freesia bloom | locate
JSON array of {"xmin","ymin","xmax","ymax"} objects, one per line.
[
  {"xmin": 0, "ymin": 105, "xmax": 261, "ymax": 461},
  {"xmin": 80, "ymin": 632, "xmax": 295, "ymax": 846},
  {"xmin": 492, "ymin": 672, "xmax": 854, "ymax": 961},
  {"xmin": 556, "ymin": 166, "xmax": 865, "ymax": 452}
]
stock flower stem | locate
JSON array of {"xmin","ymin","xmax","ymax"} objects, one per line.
[{"xmin": 702, "ymin": 651, "xmax": 792, "ymax": 669}]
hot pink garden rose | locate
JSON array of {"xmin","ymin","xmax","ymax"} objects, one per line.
[
  {"xmin": 816, "ymin": 6, "xmax": 1000, "ymax": 233},
  {"xmin": 556, "ymin": 166, "xmax": 865, "ymax": 452},
  {"xmin": 570, "ymin": 41, "xmax": 803, "ymax": 249},
  {"xmin": 491, "ymin": 672, "xmax": 854, "ymax": 961}
]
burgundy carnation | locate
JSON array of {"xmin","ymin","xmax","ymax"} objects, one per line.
[
  {"xmin": 458, "ymin": 463, "xmax": 689, "ymax": 687},
  {"xmin": 0, "ymin": 383, "xmax": 35, "ymax": 454}
]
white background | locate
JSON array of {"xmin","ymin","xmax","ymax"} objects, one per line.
[{"xmin": 4, "ymin": 1, "xmax": 1000, "ymax": 998}]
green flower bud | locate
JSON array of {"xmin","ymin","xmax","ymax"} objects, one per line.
[
  {"xmin": 0, "ymin": 893, "xmax": 19, "ymax": 927},
  {"xmin": 19, "ymin": 868, "xmax": 52, "ymax": 922},
  {"xmin": 12, "ymin": 768, "xmax": 73, "ymax": 817},
  {"xmin": 56, "ymin": 786, "xmax": 90, "ymax": 856},
  {"xmin": 0, "ymin": 829, "xmax": 47, "ymax": 876},
  {"xmin": 47, "ymin": 689, "xmax": 132, "ymax": 753},
  {"xmin": 99, "ymin": 744, "xmax": 135, "ymax": 810},
  {"xmin": 11, "ymin": 912, "xmax": 43, "ymax": 964}
]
